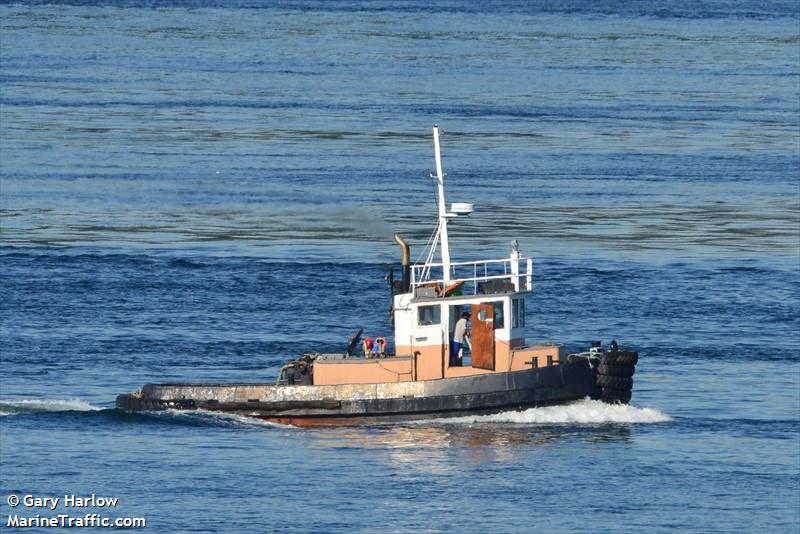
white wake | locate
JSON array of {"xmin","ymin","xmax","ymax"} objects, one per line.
[
  {"xmin": 0, "ymin": 398, "xmax": 103, "ymax": 416},
  {"xmin": 443, "ymin": 398, "xmax": 671, "ymax": 425},
  {"xmin": 156, "ymin": 408, "xmax": 286, "ymax": 429}
]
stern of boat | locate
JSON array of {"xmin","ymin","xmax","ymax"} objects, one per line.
[{"xmin": 571, "ymin": 341, "xmax": 638, "ymax": 404}]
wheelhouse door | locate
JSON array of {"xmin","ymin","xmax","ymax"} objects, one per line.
[{"xmin": 471, "ymin": 303, "xmax": 495, "ymax": 370}]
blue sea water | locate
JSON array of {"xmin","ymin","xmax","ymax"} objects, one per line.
[{"xmin": 1, "ymin": 1, "xmax": 799, "ymax": 532}]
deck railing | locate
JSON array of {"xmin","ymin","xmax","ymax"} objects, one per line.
[{"xmin": 410, "ymin": 257, "xmax": 533, "ymax": 295}]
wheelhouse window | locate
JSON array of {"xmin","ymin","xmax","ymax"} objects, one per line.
[
  {"xmin": 418, "ymin": 304, "xmax": 441, "ymax": 326},
  {"xmin": 475, "ymin": 301, "xmax": 504, "ymax": 329},
  {"xmin": 493, "ymin": 301, "xmax": 505, "ymax": 329},
  {"xmin": 512, "ymin": 298, "xmax": 525, "ymax": 328}
]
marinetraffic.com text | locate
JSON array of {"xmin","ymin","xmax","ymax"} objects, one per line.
[{"xmin": 6, "ymin": 494, "xmax": 146, "ymax": 529}]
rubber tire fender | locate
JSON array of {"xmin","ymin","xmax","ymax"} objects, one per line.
[
  {"xmin": 601, "ymin": 352, "xmax": 639, "ymax": 366},
  {"xmin": 601, "ymin": 387, "xmax": 632, "ymax": 404},
  {"xmin": 596, "ymin": 375, "xmax": 633, "ymax": 390},
  {"xmin": 597, "ymin": 363, "xmax": 635, "ymax": 378}
]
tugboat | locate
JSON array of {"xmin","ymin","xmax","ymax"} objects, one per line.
[{"xmin": 116, "ymin": 126, "xmax": 638, "ymax": 424}]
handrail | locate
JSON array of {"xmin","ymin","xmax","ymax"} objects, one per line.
[{"xmin": 409, "ymin": 256, "xmax": 533, "ymax": 295}]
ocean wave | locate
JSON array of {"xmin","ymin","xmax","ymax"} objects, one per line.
[
  {"xmin": 0, "ymin": 399, "xmax": 282, "ymax": 429},
  {"xmin": 0, "ymin": 398, "xmax": 103, "ymax": 416},
  {"xmin": 148, "ymin": 409, "xmax": 285, "ymax": 429},
  {"xmin": 443, "ymin": 399, "xmax": 672, "ymax": 425}
]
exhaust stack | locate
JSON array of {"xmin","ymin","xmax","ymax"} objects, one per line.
[{"xmin": 394, "ymin": 233, "xmax": 410, "ymax": 293}]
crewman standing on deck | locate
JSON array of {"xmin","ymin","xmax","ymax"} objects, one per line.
[{"xmin": 451, "ymin": 312, "xmax": 470, "ymax": 367}]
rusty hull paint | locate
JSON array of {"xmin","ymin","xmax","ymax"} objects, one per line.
[
  {"xmin": 141, "ymin": 379, "xmax": 426, "ymax": 404},
  {"xmin": 138, "ymin": 343, "xmax": 567, "ymax": 405},
  {"xmin": 120, "ymin": 358, "xmax": 601, "ymax": 422}
]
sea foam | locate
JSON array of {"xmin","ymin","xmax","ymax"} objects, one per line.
[
  {"xmin": 0, "ymin": 398, "xmax": 102, "ymax": 416},
  {"xmin": 443, "ymin": 398, "xmax": 671, "ymax": 425}
]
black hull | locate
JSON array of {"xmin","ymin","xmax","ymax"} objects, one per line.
[{"xmin": 116, "ymin": 358, "xmax": 614, "ymax": 424}]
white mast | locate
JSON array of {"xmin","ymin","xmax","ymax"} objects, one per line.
[{"xmin": 432, "ymin": 125, "xmax": 451, "ymax": 285}]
